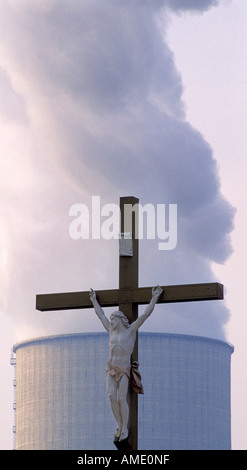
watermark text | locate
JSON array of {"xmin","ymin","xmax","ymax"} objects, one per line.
[{"xmin": 69, "ymin": 196, "xmax": 177, "ymax": 251}]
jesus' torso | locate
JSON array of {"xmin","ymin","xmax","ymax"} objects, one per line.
[{"xmin": 108, "ymin": 327, "xmax": 136, "ymax": 368}]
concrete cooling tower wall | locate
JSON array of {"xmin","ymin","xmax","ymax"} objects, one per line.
[{"xmin": 12, "ymin": 332, "xmax": 233, "ymax": 450}]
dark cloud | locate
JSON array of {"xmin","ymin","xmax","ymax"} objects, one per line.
[{"xmin": 165, "ymin": 0, "xmax": 218, "ymax": 12}]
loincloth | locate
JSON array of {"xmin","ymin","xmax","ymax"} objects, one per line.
[
  {"xmin": 131, "ymin": 361, "xmax": 144, "ymax": 394},
  {"xmin": 106, "ymin": 361, "xmax": 144, "ymax": 394},
  {"xmin": 106, "ymin": 361, "xmax": 130, "ymax": 382}
]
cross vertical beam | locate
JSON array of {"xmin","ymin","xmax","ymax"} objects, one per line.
[{"xmin": 119, "ymin": 196, "xmax": 139, "ymax": 450}]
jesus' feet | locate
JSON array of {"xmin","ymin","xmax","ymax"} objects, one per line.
[
  {"xmin": 119, "ymin": 428, "xmax": 128, "ymax": 441},
  {"xmin": 114, "ymin": 426, "xmax": 121, "ymax": 441}
]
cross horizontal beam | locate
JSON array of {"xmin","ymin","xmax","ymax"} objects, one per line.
[{"xmin": 36, "ymin": 282, "xmax": 223, "ymax": 312}]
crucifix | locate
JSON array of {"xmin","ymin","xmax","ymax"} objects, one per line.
[{"xmin": 36, "ymin": 196, "xmax": 224, "ymax": 450}]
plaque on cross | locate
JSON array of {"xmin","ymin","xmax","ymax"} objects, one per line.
[{"xmin": 36, "ymin": 196, "xmax": 223, "ymax": 450}]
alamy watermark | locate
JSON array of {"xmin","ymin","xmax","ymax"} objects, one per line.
[{"xmin": 69, "ymin": 196, "xmax": 177, "ymax": 251}]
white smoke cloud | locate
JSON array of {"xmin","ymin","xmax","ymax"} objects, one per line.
[{"xmin": 0, "ymin": 0, "xmax": 234, "ymax": 341}]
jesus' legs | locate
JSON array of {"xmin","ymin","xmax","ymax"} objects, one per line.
[
  {"xmin": 107, "ymin": 374, "xmax": 122, "ymax": 439},
  {"xmin": 117, "ymin": 374, "xmax": 129, "ymax": 441},
  {"xmin": 107, "ymin": 372, "xmax": 130, "ymax": 441}
]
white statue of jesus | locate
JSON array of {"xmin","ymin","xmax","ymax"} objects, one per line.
[{"xmin": 89, "ymin": 285, "xmax": 163, "ymax": 442}]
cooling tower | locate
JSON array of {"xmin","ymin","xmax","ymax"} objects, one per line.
[{"xmin": 12, "ymin": 332, "xmax": 233, "ymax": 450}]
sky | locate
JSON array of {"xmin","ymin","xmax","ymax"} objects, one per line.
[{"xmin": 0, "ymin": 0, "xmax": 245, "ymax": 450}]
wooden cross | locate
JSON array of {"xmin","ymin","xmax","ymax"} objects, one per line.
[{"xmin": 36, "ymin": 196, "xmax": 223, "ymax": 450}]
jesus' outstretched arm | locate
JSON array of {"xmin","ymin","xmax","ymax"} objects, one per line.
[
  {"xmin": 131, "ymin": 286, "xmax": 163, "ymax": 332},
  {"xmin": 89, "ymin": 289, "xmax": 110, "ymax": 332}
]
